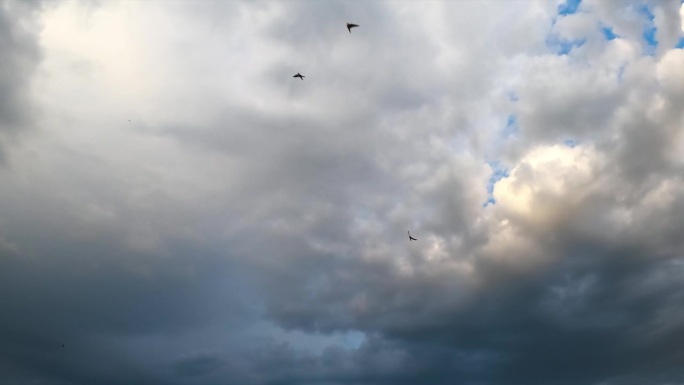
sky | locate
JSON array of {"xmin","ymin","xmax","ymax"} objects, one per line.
[{"xmin": 2, "ymin": 0, "xmax": 684, "ymax": 384}]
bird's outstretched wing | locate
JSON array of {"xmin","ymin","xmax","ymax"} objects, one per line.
[{"xmin": 347, "ymin": 23, "xmax": 359, "ymax": 33}]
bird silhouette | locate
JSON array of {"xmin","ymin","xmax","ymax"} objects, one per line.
[
  {"xmin": 293, "ymin": 73, "xmax": 305, "ymax": 80},
  {"xmin": 347, "ymin": 23, "xmax": 359, "ymax": 33},
  {"xmin": 408, "ymin": 231, "xmax": 417, "ymax": 241}
]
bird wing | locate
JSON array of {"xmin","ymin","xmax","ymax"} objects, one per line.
[{"xmin": 347, "ymin": 23, "xmax": 358, "ymax": 32}]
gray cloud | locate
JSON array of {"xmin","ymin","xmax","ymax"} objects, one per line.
[
  {"xmin": 2, "ymin": 0, "xmax": 684, "ymax": 384},
  {"xmin": 0, "ymin": 0, "xmax": 44, "ymax": 161}
]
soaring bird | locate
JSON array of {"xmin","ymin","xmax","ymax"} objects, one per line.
[
  {"xmin": 408, "ymin": 231, "xmax": 417, "ymax": 241},
  {"xmin": 347, "ymin": 23, "xmax": 359, "ymax": 33},
  {"xmin": 293, "ymin": 73, "xmax": 305, "ymax": 80}
]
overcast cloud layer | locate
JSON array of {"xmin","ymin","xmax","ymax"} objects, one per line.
[{"xmin": 2, "ymin": 0, "xmax": 684, "ymax": 384}]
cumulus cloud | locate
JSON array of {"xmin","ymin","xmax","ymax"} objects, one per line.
[{"xmin": 2, "ymin": 0, "xmax": 684, "ymax": 384}]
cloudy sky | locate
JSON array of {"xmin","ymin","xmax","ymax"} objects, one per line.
[{"xmin": 2, "ymin": 0, "xmax": 684, "ymax": 384}]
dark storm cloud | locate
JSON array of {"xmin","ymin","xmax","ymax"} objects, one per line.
[
  {"xmin": 172, "ymin": 351, "xmax": 224, "ymax": 377},
  {"xmin": 0, "ymin": 240, "xmax": 257, "ymax": 383}
]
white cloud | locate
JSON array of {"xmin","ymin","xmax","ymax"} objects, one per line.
[{"xmin": 494, "ymin": 145, "xmax": 601, "ymax": 223}]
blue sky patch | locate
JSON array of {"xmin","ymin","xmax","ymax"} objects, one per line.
[
  {"xmin": 547, "ymin": 35, "xmax": 586, "ymax": 55},
  {"xmin": 502, "ymin": 115, "xmax": 518, "ymax": 138},
  {"xmin": 602, "ymin": 26, "xmax": 618, "ymax": 40},
  {"xmin": 558, "ymin": 0, "xmax": 582, "ymax": 16},
  {"xmin": 677, "ymin": 37, "xmax": 684, "ymax": 49},
  {"xmin": 564, "ymin": 139, "xmax": 578, "ymax": 148},
  {"xmin": 637, "ymin": 4, "xmax": 657, "ymax": 54},
  {"xmin": 484, "ymin": 161, "xmax": 510, "ymax": 207},
  {"xmin": 642, "ymin": 26, "xmax": 657, "ymax": 49}
]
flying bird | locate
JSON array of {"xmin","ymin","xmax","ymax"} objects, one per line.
[
  {"xmin": 408, "ymin": 231, "xmax": 417, "ymax": 241},
  {"xmin": 293, "ymin": 73, "xmax": 305, "ymax": 80},
  {"xmin": 347, "ymin": 23, "xmax": 359, "ymax": 33}
]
